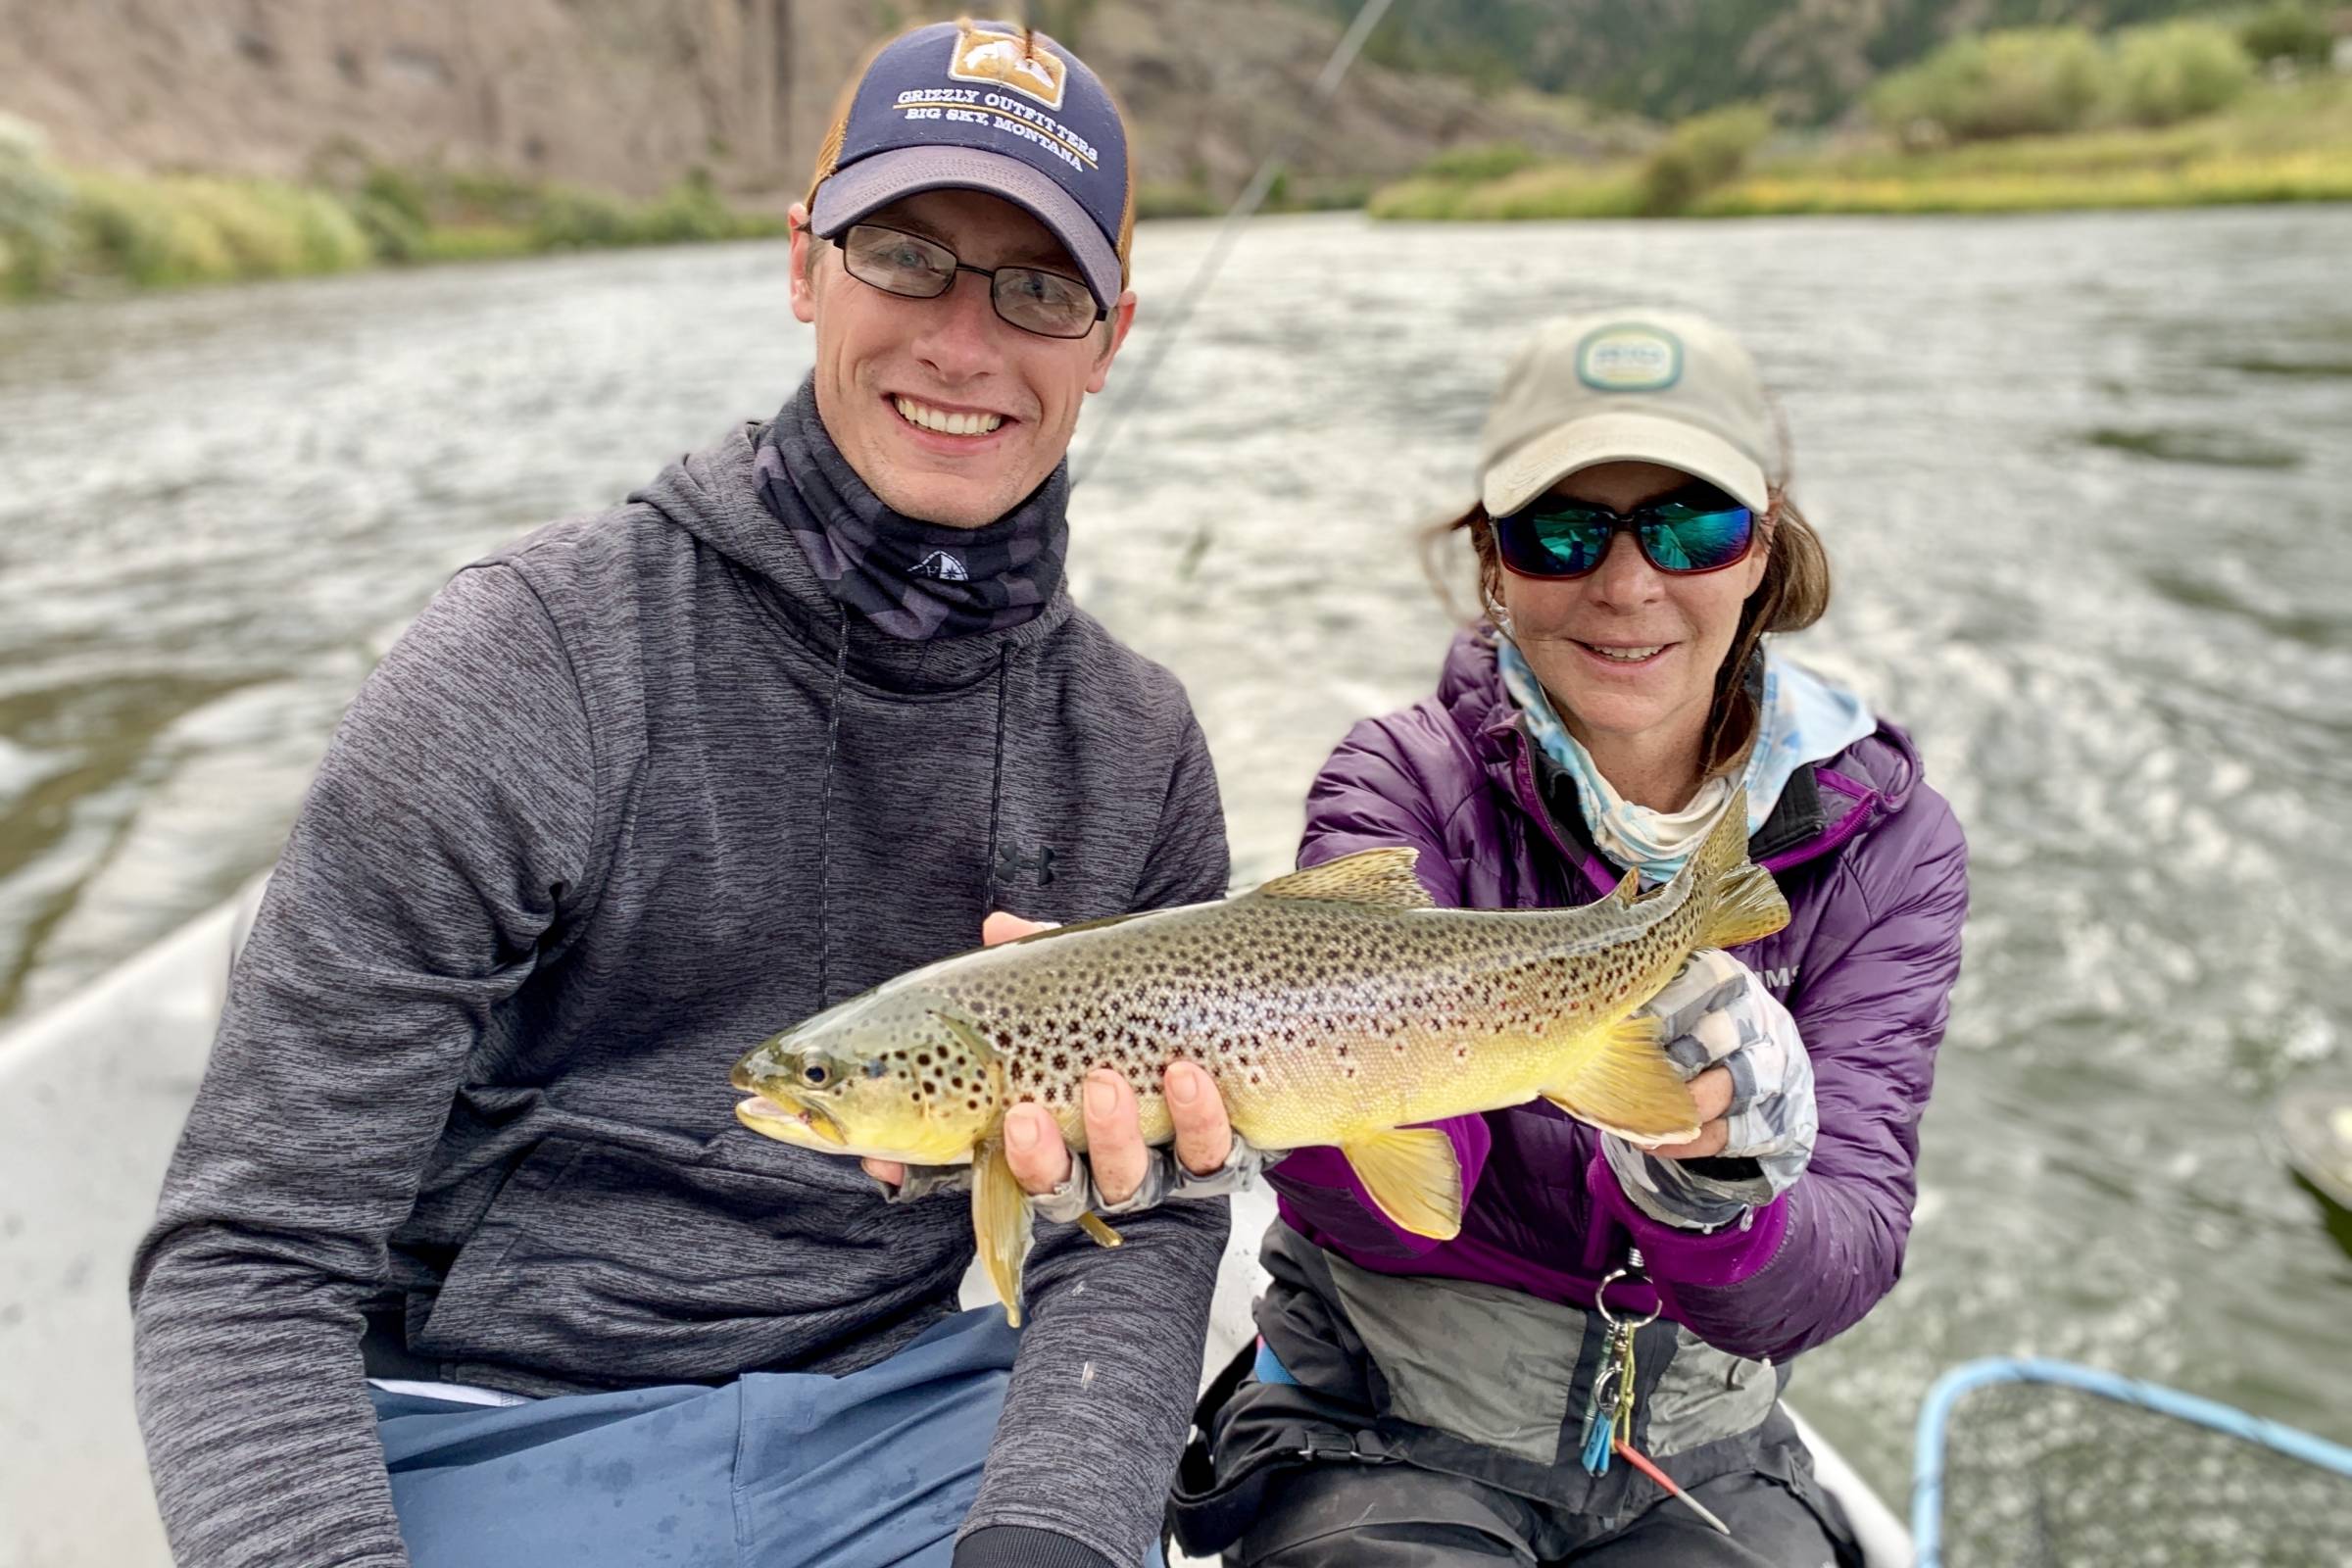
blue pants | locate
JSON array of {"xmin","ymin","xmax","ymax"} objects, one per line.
[{"xmin": 371, "ymin": 1308, "xmax": 1043, "ymax": 1568}]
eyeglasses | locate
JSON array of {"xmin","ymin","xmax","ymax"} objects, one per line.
[
  {"xmin": 832, "ymin": 223, "xmax": 1105, "ymax": 340},
  {"xmin": 1490, "ymin": 484, "xmax": 1757, "ymax": 580}
]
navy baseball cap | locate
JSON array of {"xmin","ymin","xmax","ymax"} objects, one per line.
[{"xmin": 807, "ymin": 20, "xmax": 1132, "ymax": 312}]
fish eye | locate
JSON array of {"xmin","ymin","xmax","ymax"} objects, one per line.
[{"xmin": 802, "ymin": 1062, "xmax": 829, "ymax": 1087}]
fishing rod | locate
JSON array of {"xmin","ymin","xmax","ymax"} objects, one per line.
[{"xmin": 1069, "ymin": 0, "xmax": 1406, "ymax": 490}]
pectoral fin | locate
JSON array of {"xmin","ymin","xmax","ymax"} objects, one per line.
[
  {"xmin": 1340, "ymin": 1127, "xmax": 1464, "ymax": 1240},
  {"xmin": 971, "ymin": 1140, "xmax": 1034, "ymax": 1328},
  {"xmin": 1540, "ymin": 1013, "xmax": 1702, "ymax": 1146},
  {"xmin": 1076, "ymin": 1212, "xmax": 1124, "ymax": 1248},
  {"xmin": 1702, "ymin": 864, "xmax": 1789, "ymax": 950}
]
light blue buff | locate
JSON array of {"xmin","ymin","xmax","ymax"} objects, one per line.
[{"xmin": 1496, "ymin": 639, "xmax": 1877, "ymax": 884}]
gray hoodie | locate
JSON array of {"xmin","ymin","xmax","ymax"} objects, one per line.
[{"xmin": 129, "ymin": 419, "xmax": 1233, "ymax": 1568}]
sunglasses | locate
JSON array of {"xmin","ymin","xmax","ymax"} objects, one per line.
[
  {"xmin": 833, "ymin": 222, "xmax": 1105, "ymax": 340},
  {"xmin": 1490, "ymin": 484, "xmax": 1757, "ymax": 580}
]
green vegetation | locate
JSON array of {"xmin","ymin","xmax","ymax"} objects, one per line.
[
  {"xmin": 1372, "ymin": 16, "xmax": 2352, "ymax": 223},
  {"xmin": 1867, "ymin": 21, "xmax": 2265, "ymax": 141},
  {"xmin": 1, "ymin": 133, "xmax": 788, "ymax": 303},
  {"xmin": 1293, "ymin": 0, "xmax": 2242, "ymax": 124},
  {"xmin": 1640, "ymin": 104, "xmax": 1774, "ymax": 215},
  {"xmin": 1868, "ymin": 26, "xmax": 2113, "ymax": 141},
  {"xmin": 1, "ymin": 115, "xmax": 74, "ymax": 295}
]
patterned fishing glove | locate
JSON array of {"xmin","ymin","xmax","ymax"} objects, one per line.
[
  {"xmin": 871, "ymin": 1165, "xmax": 975, "ymax": 1203},
  {"xmin": 872, "ymin": 1136, "xmax": 1275, "ymax": 1216},
  {"xmin": 1601, "ymin": 950, "xmax": 1818, "ymax": 1231},
  {"xmin": 1032, "ymin": 1131, "xmax": 1273, "ymax": 1223}
]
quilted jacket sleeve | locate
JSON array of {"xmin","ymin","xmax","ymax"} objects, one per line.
[{"xmin": 1598, "ymin": 778, "xmax": 1970, "ymax": 1361}]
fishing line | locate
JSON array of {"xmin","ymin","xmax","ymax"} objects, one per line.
[{"xmin": 1069, "ymin": 0, "xmax": 1406, "ymax": 490}]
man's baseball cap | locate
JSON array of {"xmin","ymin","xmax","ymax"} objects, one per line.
[
  {"xmin": 806, "ymin": 20, "xmax": 1132, "ymax": 313},
  {"xmin": 1479, "ymin": 310, "xmax": 1779, "ymax": 518}
]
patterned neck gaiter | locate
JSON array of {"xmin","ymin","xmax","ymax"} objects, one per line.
[
  {"xmin": 754, "ymin": 378, "xmax": 1069, "ymax": 641},
  {"xmin": 1496, "ymin": 638, "xmax": 1877, "ymax": 885}
]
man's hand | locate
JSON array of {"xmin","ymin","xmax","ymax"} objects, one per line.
[{"xmin": 861, "ymin": 913, "xmax": 1242, "ymax": 1202}]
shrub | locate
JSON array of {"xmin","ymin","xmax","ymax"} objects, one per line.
[
  {"xmin": 531, "ymin": 184, "xmax": 637, "ymax": 249},
  {"xmin": 70, "ymin": 175, "xmax": 235, "ymax": 286},
  {"xmin": 1869, "ymin": 27, "xmax": 2109, "ymax": 142},
  {"xmin": 0, "ymin": 114, "xmax": 74, "ymax": 294},
  {"xmin": 2113, "ymin": 22, "xmax": 2257, "ymax": 127},
  {"xmin": 1414, "ymin": 141, "xmax": 1543, "ymax": 183},
  {"xmin": 1642, "ymin": 103, "xmax": 1773, "ymax": 214},
  {"xmin": 636, "ymin": 170, "xmax": 739, "ymax": 243},
  {"xmin": 2238, "ymin": 3, "xmax": 2334, "ymax": 68}
]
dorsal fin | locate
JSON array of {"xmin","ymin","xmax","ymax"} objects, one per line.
[{"xmin": 1256, "ymin": 848, "xmax": 1433, "ymax": 908}]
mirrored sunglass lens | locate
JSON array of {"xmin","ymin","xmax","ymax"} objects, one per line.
[
  {"xmin": 995, "ymin": 269, "xmax": 1096, "ymax": 337},
  {"xmin": 844, "ymin": 227, "xmax": 954, "ymax": 296},
  {"xmin": 1504, "ymin": 511, "xmax": 1612, "ymax": 576},
  {"xmin": 1642, "ymin": 505, "xmax": 1752, "ymax": 571}
]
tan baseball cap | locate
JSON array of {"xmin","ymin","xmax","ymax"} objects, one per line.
[{"xmin": 1479, "ymin": 310, "xmax": 1778, "ymax": 518}]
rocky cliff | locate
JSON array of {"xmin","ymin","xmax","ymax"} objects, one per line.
[{"xmin": 0, "ymin": 0, "xmax": 1614, "ymax": 204}]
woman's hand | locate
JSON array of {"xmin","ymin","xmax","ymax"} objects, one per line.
[
  {"xmin": 1603, "ymin": 951, "xmax": 1819, "ymax": 1230},
  {"xmin": 862, "ymin": 913, "xmax": 1267, "ymax": 1213}
]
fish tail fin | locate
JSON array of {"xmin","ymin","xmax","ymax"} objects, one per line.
[
  {"xmin": 1541, "ymin": 1012, "xmax": 1702, "ymax": 1146},
  {"xmin": 1339, "ymin": 1127, "xmax": 1465, "ymax": 1240},
  {"xmin": 1694, "ymin": 787, "xmax": 1789, "ymax": 951},
  {"xmin": 972, "ymin": 1139, "xmax": 1034, "ymax": 1328}
]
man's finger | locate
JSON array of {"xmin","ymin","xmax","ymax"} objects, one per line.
[
  {"xmin": 1082, "ymin": 1069, "xmax": 1150, "ymax": 1206},
  {"xmin": 1163, "ymin": 1060, "xmax": 1234, "ymax": 1177},
  {"xmin": 861, "ymin": 1157, "xmax": 907, "ymax": 1189},
  {"xmin": 1003, "ymin": 1102, "xmax": 1074, "ymax": 1197},
  {"xmin": 983, "ymin": 911, "xmax": 1054, "ymax": 947}
]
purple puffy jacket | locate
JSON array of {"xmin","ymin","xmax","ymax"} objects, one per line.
[{"xmin": 1267, "ymin": 629, "xmax": 1969, "ymax": 1364}]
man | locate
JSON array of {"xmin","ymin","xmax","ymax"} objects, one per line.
[{"xmin": 131, "ymin": 21, "xmax": 1247, "ymax": 1568}]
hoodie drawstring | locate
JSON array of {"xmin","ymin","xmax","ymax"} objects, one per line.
[
  {"xmin": 813, "ymin": 600, "xmax": 851, "ymax": 1008},
  {"xmin": 984, "ymin": 645, "xmax": 1010, "ymax": 931}
]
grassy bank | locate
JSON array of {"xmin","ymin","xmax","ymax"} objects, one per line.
[
  {"xmin": 1371, "ymin": 10, "xmax": 2352, "ymax": 223},
  {"xmin": 2, "ymin": 119, "xmax": 786, "ymax": 301},
  {"xmin": 1373, "ymin": 78, "xmax": 2342, "ymax": 220},
  {"xmin": 1372, "ymin": 76, "xmax": 2352, "ymax": 220}
]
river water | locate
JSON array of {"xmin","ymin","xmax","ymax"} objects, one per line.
[{"xmin": 2, "ymin": 209, "xmax": 2348, "ymax": 1508}]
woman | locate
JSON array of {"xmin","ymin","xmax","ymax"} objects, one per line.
[{"xmin": 1175, "ymin": 310, "xmax": 1967, "ymax": 1566}]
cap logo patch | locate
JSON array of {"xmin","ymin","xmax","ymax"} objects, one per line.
[
  {"xmin": 1577, "ymin": 324, "xmax": 1683, "ymax": 393},
  {"xmin": 949, "ymin": 26, "xmax": 1067, "ymax": 110}
]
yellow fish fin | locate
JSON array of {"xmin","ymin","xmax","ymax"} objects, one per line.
[
  {"xmin": 1609, "ymin": 865, "xmax": 1642, "ymax": 906},
  {"xmin": 1687, "ymin": 788, "xmax": 1789, "ymax": 950},
  {"xmin": 1540, "ymin": 1013, "xmax": 1703, "ymax": 1146},
  {"xmin": 1704, "ymin": 864, "xmax": 1790, "ymax": 950},
  {"xmin": 1340, "ymin": 1127, "xmax": 1464, "ymax": 1239},
  {"xmin": 1257, "ymin": 848, "xmax": 1433, "ymax": 908},
  {"xmin": 1076, "ymin": 1212, "xmax": 1124, "ymax": 1248},
  {"xmin": 971, "ymin": 1139, "xmax": 1033, "ymax": 1328}
]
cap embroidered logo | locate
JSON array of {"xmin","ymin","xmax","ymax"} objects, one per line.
[
  {"xmin": 1577, "ymin": 325, "xmax": 1684, "ymax": 393},
  {"xmin": 949, "ymin": 26, "xmax": 1068, "ymax": 110}
]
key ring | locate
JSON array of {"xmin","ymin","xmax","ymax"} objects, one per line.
[{"xmin": 1594, "ymin": 1265, "xmax": 1662, "ymax": 1330}]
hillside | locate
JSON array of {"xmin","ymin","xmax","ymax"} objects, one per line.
[
  {"xmin": 1293, "ymin": 0, "xmax": 2270, "ymax": 122},
  {"xmin": 0, "ymin": 0, "xmax": 1623, "ymax": 212}
]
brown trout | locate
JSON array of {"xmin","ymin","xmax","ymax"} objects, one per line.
[{"xmin": 731, "ymin": 791, "xmax": 1788, "ymax": 1323}]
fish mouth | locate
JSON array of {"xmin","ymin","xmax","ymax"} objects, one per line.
[{"xmin": 734, "ymin": 1091, "xmax": 848, "ymax": 1148}]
